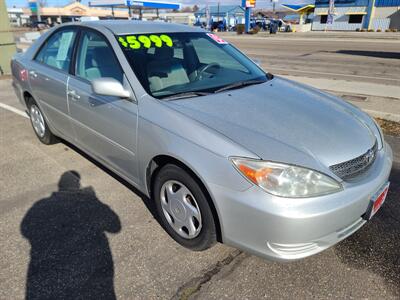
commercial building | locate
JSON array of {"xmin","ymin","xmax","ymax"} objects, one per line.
[
  {"xmin": 312, "ymin": 0, "xmax": 400, "ymax": 31},
  {"xmin": 7, "ymin": 8, "xmax": 30, "ymax": 26},
  {"xmin": 194, "ymin": 5, "xmax": 246, "ymax": 27},
  {"xmin": 281, "ymin": 4, "xmax": 315, "ymax": 31},
  {"xmin": 7, "ymin": 1, "xmax": 195, "ymax": 26}
]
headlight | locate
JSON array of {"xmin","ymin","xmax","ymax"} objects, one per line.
[{"xmin": 231, "ymin": 158, "xmax": 342, "ymax": 198}]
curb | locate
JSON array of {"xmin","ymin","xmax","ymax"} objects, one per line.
[{"xmin": 363, "ymin": 109, "xmax": 400, "ymax": 123}]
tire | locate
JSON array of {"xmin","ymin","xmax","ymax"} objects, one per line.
[
  {"xmin": 153, "ymin": 164, "xmax": 217, "ymax": 251},
  {"xmin": 27, "ymin": 98, "xmax": 58, "ymax": 145}
]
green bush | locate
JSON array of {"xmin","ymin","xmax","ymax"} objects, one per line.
[{"xmin": 249, "ymin": 26, "xmax": 261, "ymax": 35}]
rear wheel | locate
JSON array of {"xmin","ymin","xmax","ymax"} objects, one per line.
[
  {"xmin": 27, "ymin": 98, "xmax": 58, "ymax": 145},
  {"xmin": 153, "ymin": 164, "xmax": 217, "ymax": 251}
]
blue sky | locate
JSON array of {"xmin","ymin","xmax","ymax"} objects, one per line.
[{"xmin": 6, "ymin": 0, "xmax": 310, "ymax": 8}]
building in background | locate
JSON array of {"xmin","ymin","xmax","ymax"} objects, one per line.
[
  {"xmin": 281, "ymin": 4, "xmax": 315, "ymax": 31},
  {"xmin": 7, "ymin": 8, "xmax": 30, "ymax": 26},
  {"xmin": 7, "ymin": 1, "xmax": 196, "ymax": 26},
  {"xmin": 194, "ymin": 5, "xmax": 246, "ymax": 28},
  {"xmin": 312, "ymin": 0, "xmax": 400, "ymax": 31}
]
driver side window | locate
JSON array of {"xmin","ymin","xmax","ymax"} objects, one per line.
[
  {"xmin": 192, "ymin": 38, "xmax": 248, "ymax": 73},
  {"xmin": 75, "ymin": 30, "xmax": 123, "ymax": 83}
]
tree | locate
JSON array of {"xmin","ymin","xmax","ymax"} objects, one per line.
[
  {"xmin": 192, "ymin": 5, "xmax": 199, "ymax": 12},
  {"xmin": 180, "ymin": 6, "xmax": 193, "ymax": 12}
]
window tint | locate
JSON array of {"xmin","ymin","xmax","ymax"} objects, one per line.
[
  {"xmin": 118, "ymin": 32, "xmax": 266, "ymax": 99},
  {"xmin": 348, "ymin": 14, "xmax": 363, "ymax": 24},
  {"xmin": 191, "ymin": 38, "xmax": 248, "ymax": 73},
  {"xmin": 75, "ymin": 30, "xmax": 123, "ymax": 83},
  {"xmin": 35, "ymin": 29, "xmax": 76, "ymax": 72}
]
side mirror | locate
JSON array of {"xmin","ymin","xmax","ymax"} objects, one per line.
[{"xmin": 91, "ymin": 77, "xmax": 131, "ymax": 99}]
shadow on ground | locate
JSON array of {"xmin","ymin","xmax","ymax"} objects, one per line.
[
  {"xmin": 21, "ymin": 170, "xmax": 121, "ymax": 299},
  {"xmin": 60, "ymin": 140, "xmax": 159, "ymax": 220},
  {"xmin": 335, "ymin": 163, "xmax": 400, "ymax": 294},
  {"xmin": 336, "ymin": 50, "xmax": 400, "ymax": 60}
]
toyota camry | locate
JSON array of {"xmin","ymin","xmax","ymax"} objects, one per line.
[{"xmin": 11, "ymin": 21, "xmax": 393, "ymax": 261}]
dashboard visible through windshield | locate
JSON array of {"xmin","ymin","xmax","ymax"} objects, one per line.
[{"xmin": 117, "ymin": 32, "xmax": 268, "ymax": 99}]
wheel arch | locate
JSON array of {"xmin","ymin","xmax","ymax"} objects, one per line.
[
  {"xmin": 146, "ymin": 154, "xmax": 223, "ymax": 243},
  {"xmin": 23, "ymin": 91, "xmax": 34, "ymax": 108}
]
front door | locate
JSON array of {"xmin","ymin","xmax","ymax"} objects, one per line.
[{"xmin": 67, "ymin": 29, "xmax": 139, "ymax": 181}]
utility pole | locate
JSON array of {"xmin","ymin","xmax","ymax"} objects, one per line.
[
  {"xmin": 37, "ymin": 1, "xmax": 41, "ymax": 22},
  {"xmin": 217, "ymin": 2, "xmax": 220, "ymax": 22},
  {"xmin": 0, "ymin": 0, "xmax": 17, "ymax": 75}
]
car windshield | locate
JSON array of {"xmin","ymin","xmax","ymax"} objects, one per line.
[{"xmin": 117, "ymin": 32, "xmax": 268, "ymax": 99}]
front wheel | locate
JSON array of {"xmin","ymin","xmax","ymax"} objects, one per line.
[
  {"xmin": 153, "ymin": 164, "xmax": 217, "ymax": 251},
  {"xmin": 27, "ymin": 98, "xmax": 58, "ymax": 145}
]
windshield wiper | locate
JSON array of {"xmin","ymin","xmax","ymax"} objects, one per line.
[
  {"xmin": 159, "ymin": 91, "xmax": 211, "ymax": 100},
  {"xmin": 213, "ymin": 79, "xmax": 267, "ymax": 94}
]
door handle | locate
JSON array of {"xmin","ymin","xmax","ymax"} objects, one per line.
[
  {"xmin": 29, "ymin": 70, "xmax": 37, "ymax": 78},
  {"xmin": 67, "ymin": 90, "xmax": 81, "ymax": 100}
]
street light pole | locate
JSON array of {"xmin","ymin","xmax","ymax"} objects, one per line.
[
  {"xmin": 36, "ymin": 0, "xmax": 41, "ymax": 22},
  {"xmin": 217, "ymin": 2, "xmax": 220, "ymax": 22}
]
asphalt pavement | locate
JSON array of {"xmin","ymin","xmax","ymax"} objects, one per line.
[{"xmin": 219, "ymin": 32, "xmax": 400, "ymax": 86}]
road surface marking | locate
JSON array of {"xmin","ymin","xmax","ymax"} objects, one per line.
[{"xmin": 0, "ymin": 103, "xmax": 28, "ymax": 118}]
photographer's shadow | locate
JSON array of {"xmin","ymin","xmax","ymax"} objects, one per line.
[{"xmin": 21, "ymin": 171, "xmax": 121, "ymax": 300}]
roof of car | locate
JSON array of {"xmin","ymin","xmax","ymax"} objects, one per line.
[{"xmin": 79, "ymin": 20, "xmax": 205, "ymax": 35}]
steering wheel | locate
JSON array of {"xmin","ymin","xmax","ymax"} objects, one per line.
[{"xmin": 195, "ymin": 63, "xmax": 220, "ymax": 81}]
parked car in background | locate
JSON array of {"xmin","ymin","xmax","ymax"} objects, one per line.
[
  {"xmin": 11, "ymin": 21, "xmax": 393, "ymax": 261},
  {"xmin": 30, "ymin": 21, "xmax": 49, "ymax": 30}
]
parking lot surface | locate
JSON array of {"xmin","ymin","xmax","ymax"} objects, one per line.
[
  {"xmin": 1, "ymin": 33, "xmax": 400, "ymax": 299},
  {"xmin": 220, "ymin": 32, "xmax": 400, "ymax": 86}
]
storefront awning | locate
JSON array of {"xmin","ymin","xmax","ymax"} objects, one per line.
[
  {"xmin": 345, "ymin": 11, "xmax": 367, "ymax": 15},
  {"xmin": 281, "ymin": 4, "xmax": 315, "ymax": 13}
]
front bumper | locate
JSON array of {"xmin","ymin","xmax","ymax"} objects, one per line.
[{"xmin": 211, "ymin": 142, "xmax": 393, "ymax": 261}]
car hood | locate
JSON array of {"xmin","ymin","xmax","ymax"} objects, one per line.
[{"xmin": 164, "ymin": 77, "xmax": 376, "ymax": 168}]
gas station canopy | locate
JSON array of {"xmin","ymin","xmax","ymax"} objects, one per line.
[
  {"xmin": 88, "ymin": 0, "xmax": 181, "ymax": 10},
  {"xmin": 281, "ymin": 4, "xmax": 315, "ymax": 13}
]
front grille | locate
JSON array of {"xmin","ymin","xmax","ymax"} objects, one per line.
[{"xmin": 330, "ymin": 142, "xmax": 378, "ymax": 180}]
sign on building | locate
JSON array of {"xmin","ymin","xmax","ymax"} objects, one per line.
[
  {"xmin": 29, "ymin": 0, "xmax": 38, "ymax": 13},
  {"xmin": 245, "ymin": 0, "xmax": 256, "ymax": 8}
]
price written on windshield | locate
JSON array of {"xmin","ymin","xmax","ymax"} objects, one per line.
[{"xmin": 118, "ymin": 34, "xmax": 173, "ymax": 49}]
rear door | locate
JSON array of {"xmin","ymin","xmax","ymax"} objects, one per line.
[
  {"xmin": 67, "ymin": 29, "xmax": 139, "ymax": 181},
  {"xmin": 28, "ymin": 27, "xmax": 78, "ymax": 138}
]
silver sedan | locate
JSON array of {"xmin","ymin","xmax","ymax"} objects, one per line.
[{"xmin": 11, "ymin": 21, "xmax": 393, "ymax": 261}]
